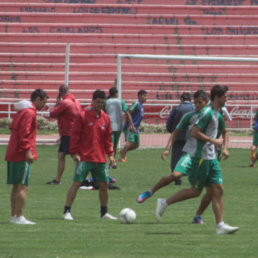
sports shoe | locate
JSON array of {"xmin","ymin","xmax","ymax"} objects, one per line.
[
  {"xmin": 175, "ymin": 179, "xmax": 182, "ymax": 185},
  {"xmin": 62, "ymin": 212, "xmax": 74, "ymax": 221},
  {"xmin": 216, "ymin": 223, "xmax": 239, "ymax": 234},
  {"xmin": 109, "ymin": 177, "xmax": 117, "ymax": 183},
  {"xmin": 250, "ymin": 163, "xmax": 254, "ymax": 167},
  {"xmin": 102, "ymin": 213, "xmax": 118, "ymax": 220},
  {"xmin": 15, "ymin": 216, "xmax": 36, "ymax": 225},
  {"xmin": 192, "ymin": 216, "xmax": 204, "ymax": 224},
  {"xmin": 137, "ymin": 190, "xmax": 152, "ymax": 203},
  {"xmin": 10, "ymin": 216, "xmax": 17, "ymax": 224},
  {"xmin": 46, "ymin": 179, "xmax": 61, "ymax": 185},
  {"xmin": 156, "ymin": 198, "xmax": 167, "ymax": 221},
  {"xmin": 118, "ymin": 157, "xmax": 127, "ymax": 162}
]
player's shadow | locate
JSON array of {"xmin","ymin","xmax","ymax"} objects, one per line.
[{"xmin": 145, "ymin": 231, "xmax": 181, "ymax": 235}]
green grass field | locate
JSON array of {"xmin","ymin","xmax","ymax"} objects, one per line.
[{"xmin": 0, "ymin": 145, "xmax": 257, "ymax": 258}]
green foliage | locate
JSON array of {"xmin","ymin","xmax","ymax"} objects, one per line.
[
  {"xmin": 0, "ymin": 117, "xmax": 11, "ymax": 128},
  {"xmin": 0, "ymin": 116, "xmax": 58, "ymax": 130},
  {"xmin": 36, "ymin": 116, "xmax": 57, "ymax": 130},
  {"xmin": 140, "ymin": 122, "xmax": 167, "ymax": 133},
  {"xmin": 0, "ymin": 147, "xmax": 257, "ymax": 257}
]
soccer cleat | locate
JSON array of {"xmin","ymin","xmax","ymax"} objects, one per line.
[
  {"xmin": 118, "ymin": 157, "xmax": 127, "ymax": 162},
  {"xmin": 192, "ymin": 216, "xmax": 204, "ymax": 224},
  {"xmin": 101, "ymin": 213, "xmax": 118, "ymax": 220},
  {"xmin": 15, "ymin": 216, "xmax": 36, "ymax": 225},
  {"xmin": 137, "ymin": 190, "xmax": 152, "ymax": 203},
  {"xmin": 175, "ymin": 179, "xmax": 182, "ymax": 185},
  {"xmin": 46, "ymin": 179, "xmax": 61, "ymax": 185},
  {"xmin": 250, "ymin": 163, "xmax": 254, "ymax": 167},
  {"xmin": 62, "ymin": 212, "xmax": 74, "ymax": 221},
  {"xmin": 216, "ymin": 223, "xmax": 239, "ymax": 234},
  {"xmin": 155, "ymin": 198, "xmax": 167, "ymax": 221},
  {"xmin": 10, "ymin": 216, "xmax": 17, "ymax": 224},
  {"xmin": 112, "ymin": 163, "xmax": 117, "ymax": 169},
  {"xmin": 109, "ymin": 177, "xmax": 117, "ymax": 183}
]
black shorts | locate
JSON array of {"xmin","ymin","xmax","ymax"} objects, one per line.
[{"xmin": 58, "ymin": 136, "xmax": 70, "ymax": 154}]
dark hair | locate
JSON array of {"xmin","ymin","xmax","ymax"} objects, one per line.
[
  {"xmin": 109, "ymin": 87, "xmax": 118, "ymax": 97},
  {"xmin": 180, "ymin": 92, "xmax": 191, "ymax": 101},
  {"xmin": 30, "ymin": 89, "xmax": 49, "ymax": 102},
  {"xmin": 138, "ymin": 90, "xmax": 147, "ymax": 96},
  {"xmin": 59, "ymin": 85, "xmax": 68, "ymax": 96},
  {"xmin": 93, "ymin": 90, "xmax": 105, "ymax": 100},
  {"xmin": 193, "ymin": 90, "xmax": 209, "ymax": 101},
  {"xmin": 210, "ymin": 85, "xmax": 228, "ymax": 101}
]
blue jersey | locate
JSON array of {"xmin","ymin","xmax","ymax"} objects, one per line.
[{"xmin": 124, "ymin": 101, "xmax": 144, "ymax": 133}]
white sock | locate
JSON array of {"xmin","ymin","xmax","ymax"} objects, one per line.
[
  {"xmin": 217, "ymin": 221, "xmax": 225, "ymax": 228},
  {"xmin": 163, "ymin": 199, "xmax": 168, "ymax": 207}
]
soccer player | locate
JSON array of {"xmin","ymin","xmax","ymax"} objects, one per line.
[
  {"xmin": 250, "ymin": 109, "xmax": 258, "ymax": 167},
  {"xmin": 118, "ymin": 90, "xmax": 147, "ymax": 162},
  {"xmin": 137, "ymin": 90, "xmax": 212, "ymax": 224},
  {"xmin": 63, "ymin": 90, "xmax": 117, "ymax": 221},
  {"xmin": 5, "ymin": 89, "xmax": 48, "ymax": 224},
  {"xmin": 155, "ymin": 85, "xmax": 239, "ymax": 234},
  {"xmin": 166, "ymin": 92, "xmax": 194, "ymax": 185},
  {"xmin": 104, "ymin": 87, "xmax": 135, "ymax": 168},
  {"xmin": 46, "ymin": 85, "xmax": 81, "ymax": 185}
]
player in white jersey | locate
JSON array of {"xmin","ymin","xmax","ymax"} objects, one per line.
[
  {"xmin": 155, "ymin": 85, "xmax": 238, "ymax": 234},
  {"xmin": 104, "ymin": 87, "xmax": 135, "ymax": 168}
]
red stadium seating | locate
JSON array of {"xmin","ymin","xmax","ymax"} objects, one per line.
[{"xmin": 0, "ymin": 0, "xmax": 258, "ymax": 123}]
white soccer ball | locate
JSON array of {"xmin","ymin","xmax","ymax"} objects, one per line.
[{"xmin": 119, "ymin": 208, "xmax": 136, "ymax": 224}]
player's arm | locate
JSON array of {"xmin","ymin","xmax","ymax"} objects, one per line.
[
  {"xmin": 49, "ymin": 100, "xmax": 66, "ymax": 118},
  {"xmin": 221, "ymin": 129, "xmax": 229, "ymax": 160},
  {"xmin": 18, "ymin": 110, "xmax": 36, "ymax": 163},
  {"xmin": 69, "ymin": 112, "xmax": 83, "ymax": 162},
  {"xmin": 161, "ymin": 129, "xmax": 181, "ymax": 160},
  {"xmin": 125, "ymin": 110, "xmax": 136, "ymax": 133},
  {"xmin": 191, "ymin": 125, "xmax": 223, "ymax": 148},
  {"xmin": 104, "ymin": 116, "xmax": 115, "ymax": 166}
]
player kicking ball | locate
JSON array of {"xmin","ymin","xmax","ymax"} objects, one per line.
[{"xmin": 137, "ymin": 90, "xmax": 211, "ymax": 225}]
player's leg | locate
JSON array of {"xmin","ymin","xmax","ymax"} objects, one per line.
[
  {"xmin": 208, "ymin": 159, "xmax": 238, "ymax": 234},
  {"xmin": 94, "ymin": 163, "xmax": 117, "ymax": 220},
  {"xmin": 250, "ymin": 131, "xmax": 258, "ymax": 167},
  {"xmin": 137, "ymin": 172, "xmax": 181, "ymax": 203},
  {"xmin": 192, "ymin": 185, "xmax": 212, "ymax": 224},
  {"xmin": 10, "ymin": 184, "xmax": 18, "ymax": 218},
  {"xmin": 47, "ymin": 136, "xmax": 70, "ymax": 184},
  {"xmin": 171, "ymin": 141, "xmax": 185, "ymax": 185},
  {"xmin": 56, "ymin": 152, "xmax": 65, "ymax": 182},
  {"xmin": 119, "ymin": 130, "xmax": 139, "ymax": 161},
  {"xmin": 7, "ymin": 161, "xmax": 34, "ymax": 224},
  {"xmin": 15, "ymin": 184, "xmax": 28, "ymax": 217},
  {"xmin": 63, "ymin": 162, "xmax": 89, "ymax": 220},
  {"xmin": 156, "ymin": 187, "xmax": 201, "ymax": 221},
  {"xmin": 155, "ymin": 157, "xmax": 208, "ymax": 221},
  {"xmin": 109, "ymin": 131, "xmax": 119, "ymax": 168},
  {"xmin": 137, "ymin": 153, "xmax": 191, "ymax": 204}
]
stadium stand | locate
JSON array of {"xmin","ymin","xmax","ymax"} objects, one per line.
[{"xmin": 0, "ymin": 0, "xmax": 258, "ymax": 128}]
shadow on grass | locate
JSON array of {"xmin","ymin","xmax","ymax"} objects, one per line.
[{"xmin": 145, "ymin": 231, "xmax": 181, "ymax": 235}]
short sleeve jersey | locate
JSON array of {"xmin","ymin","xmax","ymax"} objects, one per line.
[
  {"xmin": 104, "ymin": 98, "xmax": 128, "ymax": 131},
  {"xmin": 176, "ymin": 110, "xmax": 200, "ymax": 155},
  {"xmin": 124, "ymin": 101, "xmax": 144, "ymax": 133},
  {"xmin": 193, "ymin": 105, "xmax": 226, "ymax": 160}
]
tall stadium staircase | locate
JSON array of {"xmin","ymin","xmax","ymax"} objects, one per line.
[{"xmin": 0, "ymin": 0, "xmax": 258, "ymax": 127}]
